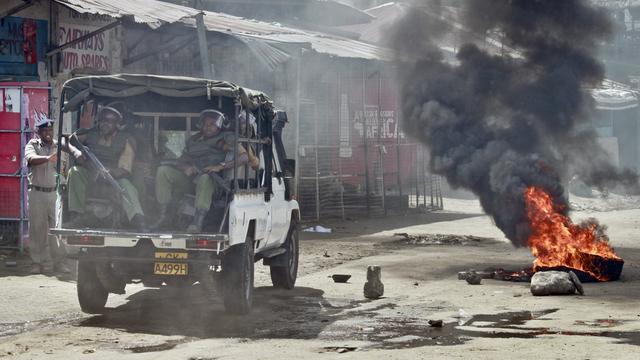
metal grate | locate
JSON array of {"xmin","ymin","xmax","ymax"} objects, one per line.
[
  {"xmin": 291, "ymin": 63, "xmax": 446, "ymax": 221},
  {"xmin": 0, "ymin": 221, "xmax": 20, "ymax": 248}
]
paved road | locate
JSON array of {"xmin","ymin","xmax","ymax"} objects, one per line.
[{"xmin": 1, "ymin": 205, "xmax": 639, "ymax": 359}]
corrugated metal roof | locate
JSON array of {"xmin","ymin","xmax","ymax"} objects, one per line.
[
  {"xmin": 255, "ymin": 33, "xmax": 392, "ymax": 61},
  {"xmin": 193, "ymin": 10, "xmax": 391, "ymax": 61},
  {"xmin": 54, "ymin": 0, "xmax": 201, "ymax": 29},
  {"xmin": 54, "ymin": 0, "xmax": 390, "ymax": 61}
]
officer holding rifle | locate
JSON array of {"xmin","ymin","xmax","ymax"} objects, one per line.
[{"xmin": 66, "ymin": 106, "xmax": 148, "ymax": 231}]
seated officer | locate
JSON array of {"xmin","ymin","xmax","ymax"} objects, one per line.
[
  {"xmin": 152, "ymin": 109, "xmax": 247, "ymax": 232},
  {"xmin": 67, "ymin": 106, "xmax": 147, "ymax": 231}
]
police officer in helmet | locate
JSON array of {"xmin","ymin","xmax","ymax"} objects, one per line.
[
  {"xmin": 66, "ymin": 106, "xmax": 148, "ymax": 231},
  {"xmin": 152, "ymin": 109, "xmax": 243, "ymax": 232}
]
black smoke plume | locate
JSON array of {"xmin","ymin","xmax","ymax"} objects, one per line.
[{"xmin": 389, "ymin": 0, "xmax": 638, "ymax": 246}]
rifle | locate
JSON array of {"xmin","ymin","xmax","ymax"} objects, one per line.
[
  {"xmin": 194, "ymin": 168, "xmax": 231, "ymax": 193},
  {"xmin": 69, "ymin": 134, "xmax": 132, "ymax": 207}
]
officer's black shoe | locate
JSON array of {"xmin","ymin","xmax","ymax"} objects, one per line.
[
  {"xmin": 131, "ymin": 214, "xmax": 149, "ymax": 233},
  {"xmin": 187, "ymin": 209, "xmax": 207, "ymax": 233},
  {"xmin": 150, "ymin": 204, "xmax": 170, "ymax": 230}
]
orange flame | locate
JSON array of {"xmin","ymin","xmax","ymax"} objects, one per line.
[{"xmin": 524, "ymin": 186, "xmax": 621, "ymax": 281}]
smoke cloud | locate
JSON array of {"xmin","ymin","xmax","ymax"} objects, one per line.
[{"xmin": 388, "ymin": 0, "xmax": 638, "ymax": 246}]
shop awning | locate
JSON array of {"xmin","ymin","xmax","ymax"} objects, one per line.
[
  {"xmin": 54, "ymin": 0, "xmax": 201, "ymax": 29},
  {"xmin": 54, "ymin": 0, "xmax": 392, "ymax": 62}
]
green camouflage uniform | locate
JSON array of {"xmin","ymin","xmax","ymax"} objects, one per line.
[
  {"xmin": 67, "ymin": 128, "xmax": 144, "ymax": 220},
  {"xmin": 155, "ymin": 131, "xmax": 232, "ymax": 211}
]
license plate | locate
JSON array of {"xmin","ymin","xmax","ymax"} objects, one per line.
[
  {"xmin": 153, "ymin": 262, "xmax": 188, "ymax": 276},
  {"xmin": 154, "ymin": 252, "xmax": 188, "ymax": 276}
]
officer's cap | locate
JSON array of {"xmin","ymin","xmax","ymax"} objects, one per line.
[{"xmin": 34, "ymin": 112, "xmax": 54, "ymax": 129}]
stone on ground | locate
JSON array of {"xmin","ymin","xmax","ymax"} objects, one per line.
[
  {"xmin": 364, "ymin": 265, "xmax": 384, "ymax": 299},
  {"xmin": 530, "ymin": 271, "xmax": 577, "ymax": 296},
  {"xmin": 568, "ymin": 271, "xmax": 585, "ymax": 295}
]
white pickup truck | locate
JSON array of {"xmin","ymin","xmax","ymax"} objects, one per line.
[{"xmin": 51, "ymin": 74, "xmax": 300, "ymax": 315}]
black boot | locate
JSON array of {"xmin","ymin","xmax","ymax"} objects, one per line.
[
  {"xmin": 187, "ymin": 209, "xmax": 207, "ymax": 233},
  {"xmin": 131, "ymin": 214, "xmax": 149, "ymax": 233},
  {"xmin": 150, "ymin": 204, "xmax": 170, "ymax": 230}
]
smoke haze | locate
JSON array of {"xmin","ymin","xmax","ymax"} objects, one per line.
[{"xmin": 388, "ymin": 0, "xmax": 638, "ymax": 246}]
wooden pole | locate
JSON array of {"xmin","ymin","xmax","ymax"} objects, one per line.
[{"xmin": 196, "ymin": 13, "xmax": 213, "ymax": 79}]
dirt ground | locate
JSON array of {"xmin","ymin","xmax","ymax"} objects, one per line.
[{"xmin": 0, "ymin": 197, "xmax": 639, "ymax": 359}]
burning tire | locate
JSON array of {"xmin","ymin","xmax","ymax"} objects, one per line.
[
  {"xmin": 270, "ymin": 217, "xmax": 299, "ymax": 289},
  {"xmin": 77, "ymin": 260, "xmax": 109, "ymax": 314},
  {"xmin": 222, "ymin": 235, "xmax": 254, "ymax": 315}
]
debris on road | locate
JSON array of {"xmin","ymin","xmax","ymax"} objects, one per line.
[
  {"xmin": 428, "ymin": 319, "xmax": 444, "ymax": 327},
  {"xmin": 321, "ymin": 346, "xmax": 358, "ymax": 354},
  {"xmin": 530, "ymin": 271, "xmax": 582, "ymax": 296},
  {"xmin": 364, "ymin": 265, "xmax": 384, "ymax": 299},
  {"xmin": 331, "ymin": 274, "xmax": 351, "ymax": 283},
  {"xmin": 391, "ymin": 233, "xmax": 492, "ymax": 246},
  {"xmin": 458, "ymin": 269, "xmax": 493, "ymax": 281},
  {"xmin": 304, "ymin": 225, "xmax": 332, "ymax": 233},
  {"xmin": 493, "ymin": 268, "xmax": 534, "ymax": 282},
  {"xmin": 465, "ymin": 272, "xmax": 482, "ymax": 285}
]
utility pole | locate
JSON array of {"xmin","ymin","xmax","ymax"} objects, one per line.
[{"xmin": 196, "ymin": 13, "xmax": 213, "ymax": 79}]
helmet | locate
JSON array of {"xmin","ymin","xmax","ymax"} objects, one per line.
[
  {"xmin": 97, "ymin": 106, "xmax": 123, "ymax": 123},
  {"xmin": 197, "ymin": 109, "xmax": 225, "ymax": 129}
]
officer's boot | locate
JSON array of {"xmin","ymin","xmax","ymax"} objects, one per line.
[
  {"xmin": 187, "ymin": 209, "xmax": 207, "ymax": 233},
  {"xmin": 150, "ymin": 204, "xmax": 171, "ymax": 230}
]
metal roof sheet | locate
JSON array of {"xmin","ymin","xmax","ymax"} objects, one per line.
[
  {"xmin": 54, "ymin": 0, "xmax": 201, "ymax": 29},
  {"xmin": 193, "ymin": 10, "xmax": 391, "ymax": 60},
  {"xmin": 255, "ymin": 33, "xmax": 392, "ymax": 61},
  {"xmin": 54, "ymin": 0, "xmax": 390, "ymax": 61}
]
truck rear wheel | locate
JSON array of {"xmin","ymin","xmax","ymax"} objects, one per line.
[
  {"xmin": 77, "ymin": 260, "xmax": 109, "ymax": 314},
  {"xmin": 270, "ymin": 217, "xmax": 299, "ymax": 289},
  {"xmin": 221, "ymin": 236, "xmax": 254, "ymax": 315}
]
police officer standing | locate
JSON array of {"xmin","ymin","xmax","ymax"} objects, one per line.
[{"xmin": 24, "ymin": 114, "xmax": 75, "ymax": 275}]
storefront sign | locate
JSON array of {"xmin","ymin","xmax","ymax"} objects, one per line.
[
  {"xmin": 59, "ymin": 10, "xmax": 113, "ymax": 73},
  {"xmin": 0, "ymin": 16, "xmax": 48, "ymax": 77}
]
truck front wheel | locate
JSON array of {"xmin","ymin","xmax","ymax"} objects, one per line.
[
  {"xmin": 270, "ymin": 217, "xmax": 299, "ymax": 289},
  {"xmin": 221, "ymin": 236, "xmax": 254, "ymax": 315},
  {"xmin": 77, "ymin": 260, "xmax": 109, "ymax": 314}
]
